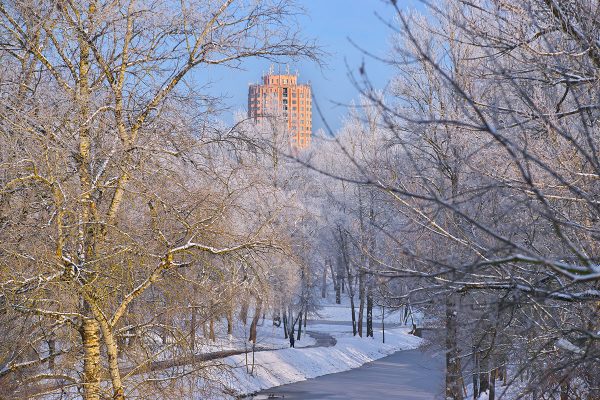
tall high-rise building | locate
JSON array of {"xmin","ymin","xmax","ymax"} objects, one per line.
[{"xmin": 248, "ymin": 69, "xmax": 312, "ymax": 150}]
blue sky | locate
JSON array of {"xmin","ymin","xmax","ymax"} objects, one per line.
[{"xmin": 204, "ymin": 0, "xmax": 423, "ymax": 134}]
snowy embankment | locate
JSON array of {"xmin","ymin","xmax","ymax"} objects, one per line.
[
  {"xmin": 194, "ymin": 322, "xmax": 316, "ymax": 354},
  {"xmin": 310, "ymin": 299, "xmax": 426, "ymax": 326},
  {"xmin": 208, "ymin": 324, "xmax": 423, "ymax": 399},
  {"xmin": 465, "ymin": 380, "xmax": 529, "ymax": 400}
]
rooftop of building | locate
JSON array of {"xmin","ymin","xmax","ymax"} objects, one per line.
[{"xmin": 248, "ymin": 65, "xmax": 311, "ymax": 87}]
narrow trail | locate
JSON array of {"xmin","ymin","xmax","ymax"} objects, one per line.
[
  {"xmin": 305, "ymin": 330, "xmax": 337, "ymax": 348},
  {"xmin": 126, "ymin": 329, "xmax": 338, "ymax": 372}
]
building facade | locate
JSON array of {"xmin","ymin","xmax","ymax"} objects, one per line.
[{"xmin": 248, "ymin": 71, "xmax": 312, "ymax": 150}]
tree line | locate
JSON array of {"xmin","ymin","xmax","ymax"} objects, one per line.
[{"xmin": 308, "ymin": 0, "xmax": 600, "ymax": 398}]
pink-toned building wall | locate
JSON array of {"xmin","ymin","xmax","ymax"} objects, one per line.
[{"xmin": 248, "ymin": 73, "xmax": 312, "ymax": 150}]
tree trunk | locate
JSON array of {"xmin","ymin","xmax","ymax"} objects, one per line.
[
  {"xmin": 366, "ymin": 198, "xmax": 376, "ymax": 340},
  {"xmin": 479, "ymin": 352, "xmax": 490, "ymax": 395},
  {"xmin": 445, "ymin": 294, "xmax": 463, "ymax": 400},
  {"xmin": 227, "ymin": 308, "xmax": 233, "ymax": 335},
  {"xmin": 335, "ymin": 260, "xmax": 342, "ymax": 304},
  {"xmin": 349, "ymin": 294, "xmax": 357, "ymax": 336},
  {"xmin": 47, "ymin": 334, "xmax": 56, "ymax": 370},
  {"xmin": 321, "ymin": 262, "xmax": 328, "ymax": 298},
  {"xmin": 560, "ymin": 382, "xmax": 569, "ymax": 400},
  {"xmin": 80, "ymin": 318, "xmax": 101, "ymax": 400},
  {"xmin": 209, "ymin": 317, "xmax": 215, "ymax": 342},
  {"xmin": 160, "ymin": 311, "xmax": 168, "ymax": 344},
  {"xmin": 239, "ymin": 299, "xmax": 249, "ymax": 325},
  {"xmin": 297, "ymin": 311, "xmax": 303, "ymax": 341},
  {"xmin": 190, "ymin": 283, "xmax": 199, "ymax": 350},
  {"xmin": 190, "ymin": 304, "xmax": 197, "ymax": 351},
  {"xmin": 127, "ymin": 325, "xmax": 138, "ymax": 348},
  {"xmin": 249, "ymin": 298, "xmax": 262, "ymax": 343},
  {"xmin": 366, "ymin": 285, "xmax": 373, "ymax": 338},
  {"xmin": 403, "ymin": 305, "xmax": 410, "ymax": 325},
  {"xmin": 342, "ymin": 247, "xmax": 357, "ymax": 336},
  {"xmin": 472, "ymin": 347, "xmax": 479, "ymax": 399},
  {"xmin": 489, "ymin": 368, "xmax": 496, "ymax": 400},
  {"xmin": 304, "ymin": 310, "xmax": 307, "ymax": 328},
  {"xmin": 357, "ymin": 270, "xmax": 365, "ymax": 338},
  {"xmin": 207, "ymin": 299, "xmax": 216, "ymax": 341},
  {"xmin": 101, "ymin": 325, "xmax": 125, "ymax": 400},
  {"xmin": 382, "ymin": 305, "xmax": 385, "ymax": 343},
  {"xmin": 282, "ymin": 309, "xmax": 288, "ymax": 339},
  {"xmin": 288, "ymin": 308, "xmax": 295, "ymax": 338},
  {"xmin": 227, "ymin": 284, "xmax": 234, "ymax": 335}
]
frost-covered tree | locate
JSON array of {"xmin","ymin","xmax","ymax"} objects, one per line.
[
  {"xmin": 0, "ymin": 0, "xmax": 318, "ymax": 398},
  {"xmin": 308, "ymin": 0, "xmax": 600, "ymax": 398}
]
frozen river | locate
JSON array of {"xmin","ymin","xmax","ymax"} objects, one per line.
[{"xmin": 248, "ymin": 347, "xmax": 444, "ymax": 399}]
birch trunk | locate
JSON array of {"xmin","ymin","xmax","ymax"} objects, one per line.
[
  {"xmin": 80, "ymin": 318, "xmax": 101, "ymax": 400},
  {"xmin": 102, "ymin": 326, "xmax": 125, "ymax": 400}
]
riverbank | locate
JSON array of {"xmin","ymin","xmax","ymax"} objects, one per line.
[
  {"xmin": 248, "ymin": 348, "xmax": 444, "ymax": 399},
  {"xmin": 203, "ymin": 323, "xmax": 423, "ymax": 399}
]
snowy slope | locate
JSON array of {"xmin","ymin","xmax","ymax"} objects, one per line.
[{"xmin": 199, "ymin": 324, "xmax": 423, "ymax": 399}]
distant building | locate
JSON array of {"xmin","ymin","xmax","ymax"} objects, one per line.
[{"xmin": 248, "ymin": 68, "xmax": 312, "ymax": 150}]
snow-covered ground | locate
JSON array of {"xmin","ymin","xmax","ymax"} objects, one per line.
[
  {"xmin": 193, "ymin": 321, "xmax": 316, "ymax": 354},
  {"xmin": 466, "ymin": 379, "xmax": 528, "ymax": 400},
  {"xmin": 119, "ymin": 294, "xmax": 428, "ymax": 400},
  {"xmin": 199, "ymin": 323, "xmax": 423, "ymax": 399},
  {"xmin": 307, "ymin": 295, "xmax": 426, "ymax": 325}
]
